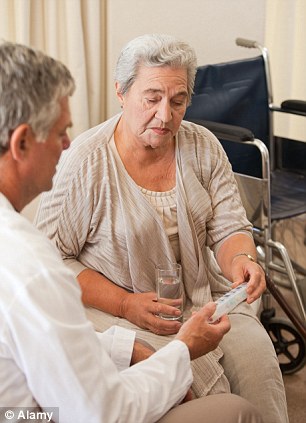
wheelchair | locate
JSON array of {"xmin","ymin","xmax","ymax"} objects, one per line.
[{"xmin": 184, "ymin": 38, "xmax": 306, "ymax": 374}]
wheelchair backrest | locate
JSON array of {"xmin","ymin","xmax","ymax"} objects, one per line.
[{"xmin": 185, "ymin": 56, "xmax": 270, "ymax": 177}]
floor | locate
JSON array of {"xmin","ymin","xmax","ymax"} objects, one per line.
[{"xmin": 268, "ymin": 285, "xmax": 306, "ymax": 423}]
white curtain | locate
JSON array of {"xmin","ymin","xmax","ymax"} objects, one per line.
[
  {"xmin": 0, "ymin": 0, "xmax": 106, "ymax": 139},
  {"xmin": 265, "ymin": 0, "xmax": 306, "ymax": 141}
]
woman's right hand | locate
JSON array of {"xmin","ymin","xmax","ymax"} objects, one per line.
[
  {"xmin": 120, "ymin": 291, "xmax": 183, "ymax": 335},
  {"xmin": 78, "ymin": 269, "xmax": 182, "ymax": 335}
]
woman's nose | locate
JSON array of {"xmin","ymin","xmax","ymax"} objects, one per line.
[{"xmin": 155, "ymin": 100, "xmax": 172, "ymax": 123}]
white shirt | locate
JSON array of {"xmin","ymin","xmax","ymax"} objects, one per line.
[{"xmin": 0, "ymin": 193, "xmax": 193, "ymax": 423}]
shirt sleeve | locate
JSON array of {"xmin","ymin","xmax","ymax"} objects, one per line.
[
  {"xmin": 95, "ymin": 326, "xmax": 136, "ymax": 371},
  {"xmin": 64, "ymin": 257, "xmax": 88, "ymax": 277}
]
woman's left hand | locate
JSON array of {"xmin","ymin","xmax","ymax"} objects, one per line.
[{"xmin": 230, "ymin": 256, "xmax": 266, "ymax": 303}]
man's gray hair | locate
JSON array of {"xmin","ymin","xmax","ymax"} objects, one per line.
[
  {"xmin": 114, "ymin": 34, "xmax": 197, "ymax": 103},
  {"xmin": 0, "ymin": 41, "xmax": 75, "ymax": 153}
]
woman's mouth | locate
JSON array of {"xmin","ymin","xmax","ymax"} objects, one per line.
[{"xmin": 151, "ymin": 127, "xmax": 171, "ymax": 136}]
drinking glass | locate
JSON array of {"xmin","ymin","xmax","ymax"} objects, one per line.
[{"xmin": 155, "ymin": 263, "xmax": 183, "ymax": 320}]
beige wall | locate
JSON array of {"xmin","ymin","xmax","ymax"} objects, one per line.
[
  {"xmin": 106, "ymin": 0, "xmax": 267, "ymax": 117},
  {"xmin": 265, "ymin": 0, "xmax": 306, "ymax": 141}
]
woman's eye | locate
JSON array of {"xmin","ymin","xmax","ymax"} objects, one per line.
[
  {"xmin": 172, "ymin": 98, "xmax": 186, "ymax": 107},
  {"xmin": 146, "ymin": 98, "xmax": 158, "ymax": 103}
]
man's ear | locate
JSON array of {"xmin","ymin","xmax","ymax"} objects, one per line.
[
  {"xmin": 9, "ymin": 124, "xmax": 33, "ymax": 161},
  {"xmin": 115, "ymin": 82, "xmax": 124, "ymax": 107}
]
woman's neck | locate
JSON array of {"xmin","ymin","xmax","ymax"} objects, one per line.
[{"xmin": 114, "ymin": 120, "xmax": 176, "ymax": 191}]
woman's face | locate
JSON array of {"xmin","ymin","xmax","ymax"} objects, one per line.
[{"xmin": 116, "ymin": 65, "xmax": 188, "ymax": 149}]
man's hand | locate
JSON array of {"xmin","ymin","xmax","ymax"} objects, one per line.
[
  {"xmin": 120, "ymin": 292, "xmax": 182, "ymax": 335},
  {"xmin": 175, "ymin": 302, "xmax": 230, "ymax": 360}
]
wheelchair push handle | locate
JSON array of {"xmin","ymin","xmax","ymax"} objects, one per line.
[{"xmin": 236, "ymin": 37, "xmax": 258, "ymax": 49}]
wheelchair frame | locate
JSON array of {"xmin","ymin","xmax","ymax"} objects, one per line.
[
  {"xmin": 185, "ymin": 38, "xmax": 306, "ymax": 373},
  {"xmin": 187, "ymin": 118, "xmax": 306, "ymax": 373}
]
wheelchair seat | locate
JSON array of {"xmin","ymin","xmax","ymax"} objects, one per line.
[{"xmin": 272, "ymin": 169, "xmax": 306, "ymax": 220}]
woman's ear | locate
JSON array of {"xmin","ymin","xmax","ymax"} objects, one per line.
[{"xmin": 9, "ymin": 124, "xmax": 33, "ymax": 161}]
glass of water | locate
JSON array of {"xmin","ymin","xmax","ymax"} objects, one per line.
[{"xmin": 155, "ymin": 263, "xmax": 183, "ymax": 320}]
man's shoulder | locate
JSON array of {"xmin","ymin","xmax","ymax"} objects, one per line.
[{"xmin": 0, "ymin": 208, "xmax": 68, "ymax": 279}]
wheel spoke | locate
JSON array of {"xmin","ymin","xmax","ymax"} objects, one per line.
[
  {"xmin": 282, "ymin": 348, "xmax": 296, "ymax": 362},
  {"xmin": 285, "ymin": 338, "xmax": 300, "ymax": 347}
]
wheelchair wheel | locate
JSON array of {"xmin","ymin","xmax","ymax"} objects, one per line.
[{"xmin": 267, "ymin": 317, "xmax": 306, "ymax": 374}]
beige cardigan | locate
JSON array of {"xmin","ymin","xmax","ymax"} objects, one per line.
[{"xmin": 35, "ymin": 114, "xmax": 255, "ymax": 396}]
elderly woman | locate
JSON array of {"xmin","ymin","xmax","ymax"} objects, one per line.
[{"xmin": 35, "ymin": 34, "xmax": 288, "ymax": 423}]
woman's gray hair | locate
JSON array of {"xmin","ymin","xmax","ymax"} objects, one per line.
[
  {"xmin": 0, "ymin": 41, "xmax": 75, "ymax": 153},
  {"xmin": 114, "ymin": 34, "xmax": 197, "ymax": 103}
]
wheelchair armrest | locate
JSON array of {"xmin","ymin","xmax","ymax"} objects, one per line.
[
  {"xmin": 187, "ymin": 119, "xmax": 255, "ymax": 142},
  {"xmin": 281, "ymin": 99, "xmax": 306, "ymax": 114},
  {"xmin": 271, "ymin": 100, "xmax": 306, "ymax": 117}
]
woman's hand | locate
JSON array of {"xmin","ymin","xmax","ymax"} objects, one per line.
[
  {"xmin": 120, "ymin": 291, "xmax": 182, "ymax": 335},
  {"xmin": 216, "ymin": 234, "xmax": 266, "ymax": 304},
  {"xmin": 230, "ymin": 256, "xmax": 266, "ymax": 304}
]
